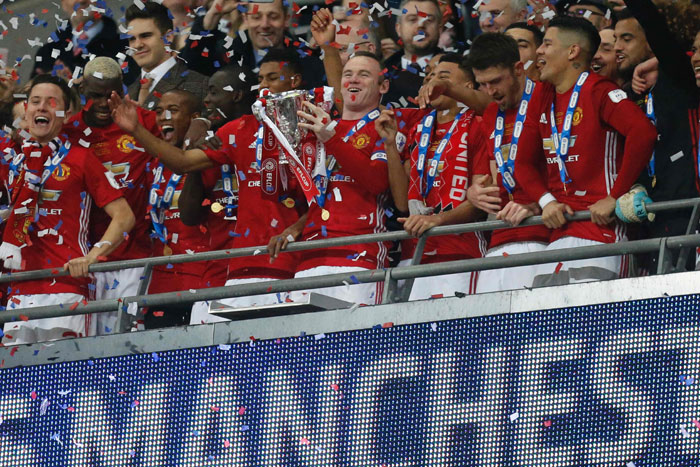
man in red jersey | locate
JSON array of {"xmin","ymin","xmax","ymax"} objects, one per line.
[
  {"xmin": 108, "ymin": 82, "xmax": 307, "ymax": 315},
  {"xmin": 1, "ymin": 75, "xmax": 134, "ymax": 345},
  {"xmin": 515, "ymin": 16, "xmax": 656, "ymax": 286},
  {"xmin": 286, "ymin": 52, "xmax": 391, "ymax": 305},
  {"xmin": 466, "ymin": 32, "xmax": 551, "ymax": 293},
  {"xmin": 62, "ymin": 57, "xmax": 161, "ymax": 334},
  {"xmin": 146, "ymin": 89, "xmax": 210, "ymax": 328},
  {"xmin": 376, "ymin": 54, "xmax": 488, "ymax": 300}
]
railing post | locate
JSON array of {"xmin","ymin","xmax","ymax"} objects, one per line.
[
  {"xmin": 397, "ymin": 235, "xmax": 428, "ymax": 302},
  {"xmin": 657, "ymin": 238, "xmax": 673, "ymax": 275},
  {"xmin": 381, "ymin": 267, "xmax": 398, "ymax": 304},
  {"xmin": 674, "ymin": 198, "xmax": 700, "ymax": 272},
  {"xmin": 116, "ymin": 264, "xmax": 153, "ymax": 333}
]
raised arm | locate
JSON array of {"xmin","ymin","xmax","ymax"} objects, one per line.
[
  {"xmin": 179, "ymin": 172, "xmax": 208, "ymax": 226},
  {"xmin": 375, "ymin": 109, "xmax": 409, "ymax": 212},
  {"xmin": 108, "ymin": 92, "xmax": 214, "ymax": 174},
  {"xmin": 311, "ymin": 8, "xmax": 344, "ymax": 113},
  {"xmin": 418, "ymin": 78, "xmax": 493, "ymax": 115}
]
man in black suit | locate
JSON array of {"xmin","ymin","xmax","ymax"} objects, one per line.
[
  {"xmin": 180, "ymin": 0, "xmax": 325, "ymax": 88},
  {"xmin": 31, "ymin": 0, "xmax": 138, "ymax": 85},
  {"xmin": 125, "ymin": 1, "xmax": 209, "ymax": 110}
]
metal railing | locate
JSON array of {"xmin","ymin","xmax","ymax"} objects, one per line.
[{"xmin": 1, "ymin": 198, "xmax": 699, "ymax": 330}]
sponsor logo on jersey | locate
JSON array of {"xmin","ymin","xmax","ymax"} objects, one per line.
[
  {"xmin": 213, "ymin": 178, "xmax": 239, "ymax": 193},
  {"xmin": 102, "ymin": 161, "xmax": 131, "ymax": 188},
  {"xmin": 608, "ymin": 89, "xmax": 627, "ymax": 103},
  {"xmin": 542, "ymin": 135, "xmax": 578, "ymax": 154},
  {"xmin": 352, "ymin": 133, "xmax": 371, "ymax": 149},
  {"xmin": 116, "ymin": 135, "xmax": 137, "ymax": 153},
  {"xmin": 41, "ymin": 189, "xmax": 62, "ymax": 202},
  {"xmin": 52, "ymin": 163, "xmax": 70, "ymax": 181}
]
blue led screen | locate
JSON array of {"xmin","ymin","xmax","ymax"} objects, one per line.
[{"xmin": 1, "ymin": 294, "xmax": 700, "ymax": 466}]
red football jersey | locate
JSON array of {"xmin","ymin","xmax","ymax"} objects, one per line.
[
  {"xmin": 11, "ymin": 145, "xmax": 123, "ymax": 296},
  {"xmin": 147, "ymin": 165, "xmax": 209, "ymax": 294},
  {"xmin": 516, "ymin": 74, "xmax": 656, "ymax": 243},
  {"xmin": 199, "ymin": 165, "xmax": 238, "ymax": 287},
  {"xmin": 204, "ymin": 115, "xmax": 305, "ymax": 279},
  {"xmin": 403, "ymin": 110, "xmax": 488, "ymax": 263},
  {"xmin": 477, "ymin": 101, "xmax": 551, "ymax": 248},
  {"xmin": 63, "ymin": 107, "xmax": 160, "ymax": 261},
  {"xmin": 297, "ymin": 117, "xmax": 391, "ymax": 271}
]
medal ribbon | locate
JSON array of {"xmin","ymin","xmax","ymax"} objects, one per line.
[
  {"xmin": 416, "ymin": 108, "xmax": 467, "ymax": 199},
  {"xmin": 219, "ymin": 164, "xmax": 238, "ymax": 218},
  {"xmin": 549, "ymin": 72, "xmax": 588, "ymax": 189},
  {"xmin": 149, "ymin": 163, "xmax": 181, "ymax": 243},
  {"xmin": 644, "ymin": 92, "xmax": 656, "ymax": 186},
  {"xmin": 495, "ymin": 78, "xmax": 534, "ymax": 194},
  {"xmin": 253, "ymin": 100, "xmax": 319, "ymax": 205},
  {"xmin": 342, "ymin": 108, "xmax": 381, "ymax": 143}
]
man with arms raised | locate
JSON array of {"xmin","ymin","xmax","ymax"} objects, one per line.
[
  {"xmin": 515, "ymin": 16, "xmax": 655, "ymax": 286},
  {"xmin": 284, "ymin": 51, "xmax": 393, "ymax": 304},
  {"xmin": 376, "ymin": 54, "xmax": 488, "ymax": 299},
  {"xmin": 466, "ymin": 33, "xmax": 551, "ymax": 293},
  {"xmin": 1, "ymin": 75, "xmax": 134, "ymax": 345},
  {"xmin": 109, "ymin": 63, "xmax": 306, "ymax": 314},
  {"xmin": 63, "ymin": 57, "xmax": 161, "ymax": 334}
]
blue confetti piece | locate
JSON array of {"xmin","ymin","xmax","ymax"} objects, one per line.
[
  {"xmin": 350, "ymin": 275, "xmax": 360, "ymax": 284},
  {"xmin": 104, "ymin": 326, "xmax": 111, "ymax": 333},
  {"xmin": 385, "ymin": 209, "xmax": 394, "ymax": 218},
  {"xmin": 238, "ymin": 170, "xmax": 246, "ymax": 181},
  {"xmin": 166, "ymin": 263, "xmax": 174, "ymax": 269},
  {"xmin": 244, "ymin": 228, "xmax": 250, "ymax": 237},
  {"xmin": 321, "ymin": 226, "xmax": 327, "ymax": 237},
  {"xmin": 151, "ymin": 352, "xmax": 160, "ymax": 362}
]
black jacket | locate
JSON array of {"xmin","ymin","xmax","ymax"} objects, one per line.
[
  {"xmin": 382, "ymin": 49, "xmax": 436, "ymax": 107},
  {"xmin": 31, "ymin": 16, "xmax": 138, "ymax": 86},
  {"xmin": 180, "ymin": 17, "xmax": 325, "ymax": 88},
  {"xmin": 127, "ymin": 58, "xmax": 209, "ymax": 111}
]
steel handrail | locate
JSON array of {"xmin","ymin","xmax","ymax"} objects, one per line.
[
  {"xmin": 0, "ymin": 197, "xmax": 696, "ymax": 284},
  {"xmin": 3, "ymin": 232, "xmax": 700, "ymax": 323}
]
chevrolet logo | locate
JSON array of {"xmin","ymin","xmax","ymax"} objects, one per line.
[{"xmin": 543, "ymin": 135, "xmax": 578, "ymax": 154}]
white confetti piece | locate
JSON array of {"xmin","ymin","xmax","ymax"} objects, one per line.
[
  {"xmin": 253, "ymin": 249, "xmax": 262, "ymax": 255},
  {"xmin": 523, "ymin": 60, "xmax": 533, "ymax": 70},
  {"xmin": 430, "ymin": 322, "xmax": 437, "ymax": 331},
  {"xmin": 509, "ymin": 411, "xmax": 519, "ymax": 422},
  {"xmin": 93, "ymin": 71, "xmax": 103, "ymax": 79},
  {"xmin": 133, "ymin": 0, "xmax": 146, "ymax": 9},
  {"xmin": 270, "ymin": 218, "xmax": 278, "ymax": 227},
  {"xmin": 223, "ymin": 85, "xmax": 234, "ymax": 91},
  {"xmin": 681, "ymin": 425, "xmax": 691, "ymax": 438},
  {"xmin": 229, "ymin": 134, "xmax": 235, "ymax": 144},
  {"xmin": 83, "ymin": 127, "xmax": 92, "ymax": 136},
  {"xmin": 314, "ymin": 333, "xmax": 326, "ymax": 340},
  {"xmin": 333, "ymin": 187, "xmax": 342, "ymax": 201},
  {"xmin": 126, "ymin": 302, "xmax": 138, "ymax": 316},
  {"xmin": 286, "ymin": 234, "xmax": 295, "ymax": 243}
]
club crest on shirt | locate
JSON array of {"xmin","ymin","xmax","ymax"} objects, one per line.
[
  {"xmin": 52, "ymin": 163, "xmax": 70, "ymax": 181},
  {"xmin": 116, "ymin": 134, "xmax": 137, "ymax": 153},
  {"xmin": 351, "ymin": 133, "xmax": 371, "ymax": 149},
  {"xmin": 573, "ymin": 107, "xmax": 583, "ymax": 126}
]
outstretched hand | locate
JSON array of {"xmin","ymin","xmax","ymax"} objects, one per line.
[
  {"xmin": 108, "ymin": 91, "xmax": 139, "ymax": 134},
  {"xmin": 417, "ymin": 78, "xmax": 451, "ymax": 109},
  {"xmin": 375, "ymin": 109, "xmax": 398, "ymax": 143}
]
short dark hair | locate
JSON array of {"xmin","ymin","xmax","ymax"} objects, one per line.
[
  {"xmin": 438, "ymin": 53, "xmax": 475, "ymax": 84},
  {"xmin": 216, "ymin": 65, "xmax": 257, "ymax": 108},
  {"xmin": 548, "ymin": 15, "xmax": 601, "ymax": 63},
  {"xmin": 467, "ymin": 32, "xmax": 521, "ymax": 71},
  {"xmin": 125, "ymin": 1, "xmax": 173, "ymax": 34},
  {"xmin": 614, "ymin": 7, "xmax": 634, "ymax": 22},
  {"xmin": 160, "ymin": 89, "xmax": 202, "ymax": 115},
  {"xmin": 29, "ymin": 74, "xmax": 72, "ymax": 111},
  {"xmin": 259, "ymin": 48, "xmax": 302, "ymax": 76},
  {"xmin": 505, "ymin": 21, "xmax": 545, "ymax": 46}
]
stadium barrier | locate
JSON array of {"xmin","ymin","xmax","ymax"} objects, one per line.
[{"xmin": 0, "ymin": 197, "xmax": 699, "ymax": 331}]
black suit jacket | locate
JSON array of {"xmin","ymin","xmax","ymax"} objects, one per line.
[
  {"xmin": 180, "ymin": 18, "xmax": 325, "ymax": 88},
  {"xmin": 31, "ymin": 17, "xmax": 138, "ymax": 86},
  {"xmin": 127, "ymin": 58, "xmax": 209, "ymax": 111}
]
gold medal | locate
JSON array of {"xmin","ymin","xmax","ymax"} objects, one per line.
[
  {"xmin": 211, "ymin": 202, "xmax": 224, "ymax": 213},
  {"xmin": 321, "ymin": 209, "xmax": 330, "ymax": 221},
  {"xmin": 283, "ymin": 197, "xmax": 295, "ymax": 208},
  {"xmin": 163, "ymin": 244, "xmax": 173, "ymax": 256}
]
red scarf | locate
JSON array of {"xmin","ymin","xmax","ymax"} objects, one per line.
[{"xmin": 0, "ymin": 138, "xmax": 65, "ymax": 270}]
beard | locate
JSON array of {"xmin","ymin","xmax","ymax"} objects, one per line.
[{"xmin": 405, "ymin": 36, "xmax": 439, "ymax": 57}]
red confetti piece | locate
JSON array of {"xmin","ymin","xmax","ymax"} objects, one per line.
[
  {"xmin": 10, "ymin": 347, "xmax": 18, "ymax": 356},
  {"xmin": 693, "ymin": 419, "xmax": 700, "ymax": 430},
  {"xmin": 201, "ymin": 199, "xmax": 211, "ymax": 206},
  {"xmin": 544, "ymin": 420, "xmax": 552, "ymax": 427},
  {"xmin": 19, "ymin": 315, "xmax": 28, "ymax": 321},
  {"xmin": 382, "ymin": 322, "xmax": 394, "ymax": 328},
  {"xmin": 97, "ymin": 256, "xmax": 108, "ymax": 261},
  {"xmin": 554, "ymin": 262, "xmax": 564, "ymax": 274},
  {"xmin": 31, "ymin": 391, "xmax": 37, "ymax": 400},
  {"xmin": 223, "ymin": 439, "xmax": 230, "ymax": 448},
  {"xmin": 300, "ymin": 437, "xmax": 310, "ymax": 445},
  {"xmin": 330, "ymin": 384, "xmax": 339, "ymax": 392},
  {"xmin": 210, "ymin": 406, "xmax": 220, "ymax": 412},
  {"xmin": 69, "ymin": 302, "xmax": 79, "ymax": 310},
  {"xmin": 153, "ymin": 311, "xmax": 164, "ymax": 317},
  {"xmin": 502, "ymin": 252, "xmax": 509, "ymax": 257},
  {"xmin": 238, "ymin": 406, "xmax": 246, "ymax": 415}
]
